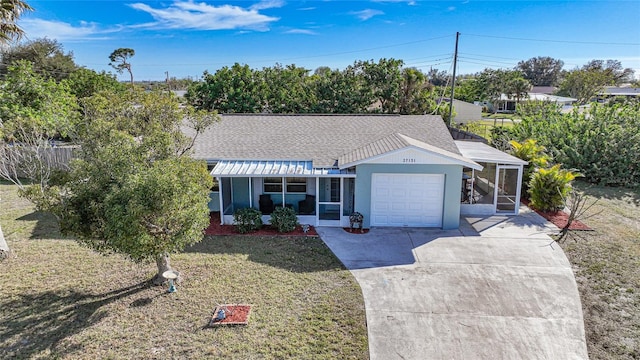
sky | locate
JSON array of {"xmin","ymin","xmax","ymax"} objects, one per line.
[{"xmin": 17, "ymin": 0, "xmax": 640, "ymax": 82}]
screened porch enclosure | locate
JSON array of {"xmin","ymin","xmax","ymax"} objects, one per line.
[
  {"xmin": 211, "ymin": 160, "xmax": 356, "ymax": 226},
  {"xmin": 217, "ymin": 176, "xmax": 355, "ymax": 226},
  {"xmin": 461, "ymin": 163, "xmax": 522, "ymax": 215},
  {"xmin": 456, "ymin": 141, "xmax": 527, "ymax": 216}
]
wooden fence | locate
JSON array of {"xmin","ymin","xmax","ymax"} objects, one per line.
[{"xmin": 0, "ymin": 145, "xmax": 78, "ymax": 179}]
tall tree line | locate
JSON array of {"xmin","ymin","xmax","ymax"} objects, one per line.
[{"xmin": 186, "ymin": 58, "xmax": 444, "ymax": 116}]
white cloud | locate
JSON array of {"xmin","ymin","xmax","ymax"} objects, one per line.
[
  {"xmin": 128, "ymin": 1, "xmax": 281, "ymax": 31},
  {"xmin": 284, "ymin": 29, "xmax": 317, "ymax": 35},
  {"xmin": 351, "ymin": 9, "xmax": 384, "ymax": 21},
  {"xmin": 19, "ymin": 18, "xmax": 118, "ymax": 41},
  {"xmin": 250, "ymin": 0, "xmax": 285, "ymax": 11},
  {"xmin": 372, "ymin": 0, "xmax": 416, "ymax": 5}
]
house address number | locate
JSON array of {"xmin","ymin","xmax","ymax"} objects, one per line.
[{"xmin": 402, "ymin": 158, "xmax": 416, "ymax": 163}]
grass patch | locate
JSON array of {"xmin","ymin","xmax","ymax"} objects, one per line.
[
  {"xmin": 0, "ymin": 183, "xmax": 368, "ymax": 359},
  {"xmin": 559, "ymin": 181, "xmax": 640, "ymax": 359},
  {"xmin": 454, "ymin": 120, "xmax": 515, "ymax": 141}
]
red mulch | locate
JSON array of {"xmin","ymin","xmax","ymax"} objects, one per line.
[
  {"xmin": 210, "ymin": 305, "xmax": 251, "ymax": 326},
  {"xmin": 204, "ymin": 212, "xmax": 318, "ymax": 236},
  {"xmin": 521, "ymin": 199, "xmax": 592, "ymax": 231},
  {"xmin": 342, "ymin": 227, "xmax": 370, "ymax": 234}
]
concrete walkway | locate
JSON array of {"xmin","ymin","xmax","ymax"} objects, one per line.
[{"xmin": 317, "ymin": 208, "xmax": 588, "ymax": 359}]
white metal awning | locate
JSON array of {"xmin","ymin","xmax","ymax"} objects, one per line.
[
  {"xmin": 210, "ymin": 160, "xmax": 356, "ymax": 177},
  {"xmin": 455, "ymin": 141, "xmax": 528, "ymax": 166}
]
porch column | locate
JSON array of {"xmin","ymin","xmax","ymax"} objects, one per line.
[
  {"xmin": 281, "ymin": 177, "xmax": 285, "ymax": 208},
  {"xmin": 470, "ymin": 170, "xmax": 475, "ymax": 205},
  {"xmin": 248, "ymin": 177, "xmax": 253, "ymax": 208},
  {"xmin": 217, "ymin": 177, "xmax": 224, "ymax": 225},
  {"xmin": 315, "ymin": 177, "xmax": 319, "ymax": 226}
]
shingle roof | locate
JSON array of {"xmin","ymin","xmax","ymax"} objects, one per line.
[
  {"xmin": 189, "ymin": 114, "xmax": 459, "ymax": 168},
  {"xmin": 338, "ymin": 133, "xmax": 480, "ymax": 169}
]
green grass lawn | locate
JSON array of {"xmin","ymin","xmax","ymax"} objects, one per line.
[
  {"xmin": 0, "ymin": 183, "xmax": 368, "ymax": 359},
  {"xmin": 560, "ymin": 181, "xmax": 640, "ymax": 359}
]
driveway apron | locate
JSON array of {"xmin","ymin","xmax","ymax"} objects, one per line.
[{"xmin": 317, "ymin": 209, "xmax": 588, "ymax": 360}]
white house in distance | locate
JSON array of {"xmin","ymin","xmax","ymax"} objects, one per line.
[
  {"xmin": 491, "ymin": 93, "xmax": 577, "ymax": 113},
  {"xmin": 187, "ymin": 114, "xmax": 526, "ymax": 230}
]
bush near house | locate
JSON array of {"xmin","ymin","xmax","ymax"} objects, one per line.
[
  {"xmin": 528, "ymin": 164, "xmax": 579, "ymax": 211},
  {"xmin": 509, "ymin": 139, "xmax": 550, "ymax": 196},
  {"xmin": 270, "ymin": 206, "xmax": 299, "ymax": 233},
  {"xmin": 233, "ymin": 208, "xmax": 263, "ymax": 234}
]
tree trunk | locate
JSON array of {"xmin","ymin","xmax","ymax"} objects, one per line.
[
  {"xmin": 0, "ymin": 224, "xmax": 10, "ymax": 261},
  {"xmin": 151, "ymin": 253, "xmax": 178, "ymax": 285}
]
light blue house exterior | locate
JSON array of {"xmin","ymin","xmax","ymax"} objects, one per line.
[{"xmin": 189, "ymin": 114, "xmax": 524, "ymax": 230}]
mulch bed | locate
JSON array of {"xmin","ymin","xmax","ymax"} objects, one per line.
[
  {"xmin": 209, "ymin": 305, "xmax": 252, "ymax": 326},
  {"xmin": 522, "ymin": 199, "xmax": 592, "ymax": 231},
  {"xmin": 205, "ymin": 212, "xmax": 318, "ymax": 236},
  {"xmin": 342, "ymin": 227, "xmax": 370, "ymax": 234}
]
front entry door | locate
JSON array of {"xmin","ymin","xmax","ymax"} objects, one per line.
[
  {"xmin": 318, "ymin": 177, "xmax": 341, "ymax": 226},
  {"xmin": 495, "ymin": 166, "xmax": 521, "ymax": 214}
]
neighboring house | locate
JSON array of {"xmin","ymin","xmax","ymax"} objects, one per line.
[
  {"xmin": 439, "ymin": 98, "xmax": 483, "ymax": 124},
  {"xmin": 189, "ymin": 114, "xmax": 525, "ymax": 230},
  {"xmin": 495, "ymin": 93, "xmax": 577, "ymax": 113},
  {"xmin": 530, "ymin": 86, "xmax": 557, "ymax": 94},
  {"xmin": 597, "ymin": 86, "xmax": 640, "ymax": 101}
]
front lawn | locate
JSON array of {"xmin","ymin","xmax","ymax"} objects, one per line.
[
  {"xmin": 559, "ymin": 182, "xmax": 640, "ymax": 359},
  {"xmin": 0, "ymin": 183, "xmax": 368, "ymax": 359}
]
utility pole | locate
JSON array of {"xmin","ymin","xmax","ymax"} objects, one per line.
[
  {"xmin": 165, "ymin": 71, "xmax": 170, "ymax": 90},
  {"xmin": 448, "ymin": 31, "xmax": 460, "ymax": 128}
]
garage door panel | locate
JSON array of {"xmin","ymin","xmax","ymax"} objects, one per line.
[
  {"xmin": 371, "ymin": 173, "xmax": 444, "ymax": 227},
  {"xmin": 391, "ymin": 189, "xmax": 406, "ymax": 197},
  {"xmin": 372, "ymin": 202, "xmax": 389, "ymax": 212}
]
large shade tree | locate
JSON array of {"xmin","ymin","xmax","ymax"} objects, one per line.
[
  {"xmin": 0, "ymin": 38, "xmax": 77, "ymax": 81},
  {"xmin": 557, "ymin": 59, "xmax": 635, "ymax": 104},
  {"xmin": 47, "ymin": 90, "xmax": 218, "ymax": 284},
  {"xmin": 516, "ymin": 56, "xmax": 564, "ymax": 86},
  {"xmin": 0, "ymin": 61, "xmax": 79, "ymax": 208}
]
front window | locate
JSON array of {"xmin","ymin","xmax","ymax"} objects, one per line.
[
  {"xmin": 263, "ymin": 177, "xmax": 307, "ymax": 193},
  {"xmin": 264, "ymin": 177, "xmax": 282, "ymax": 193},
  {"xmin": 286, "ymin": 177, "xmax": 306, "ymax": 193}
]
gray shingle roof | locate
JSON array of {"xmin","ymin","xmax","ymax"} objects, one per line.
[
  {"xmin": 189, "ymin": 114, "xmax": 459, "ymax": 168},
  {"xmin": 339, "ymin": 133, "xmax": 481, "ymax": 169}
]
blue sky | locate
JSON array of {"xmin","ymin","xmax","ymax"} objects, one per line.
[{"xmin": 18, "ymin": 0, "xmax": 640, "ymax": 82}]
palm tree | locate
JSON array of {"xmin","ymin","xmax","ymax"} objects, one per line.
[
  {"xmin": 509, "ymin": 77, "xmax": 531, "ymax": 106},
  {"xmin": 0, "ymin": 0, "xmax": 33, "ymax": 43}
]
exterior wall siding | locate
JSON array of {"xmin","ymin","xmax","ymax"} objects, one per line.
[{"xmin": 354, "ymin": 164, "xmax": 463, "ymax": 230}]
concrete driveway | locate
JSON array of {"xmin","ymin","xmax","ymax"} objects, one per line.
[{"xmin": 316, "ymin": 209, "xmax": 589, "ymax": 359}]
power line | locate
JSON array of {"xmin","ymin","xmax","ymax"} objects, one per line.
[
  {"xmin": 458, "ymin": 56, "xmax": 517, "ymax": 66},
  {"xmin": 457, "ymin": 52, "xmax": 524, "ymax": 61},
  {"xmin": 464, "ymin": 33, "xmax": 640, "ymax": 46}
]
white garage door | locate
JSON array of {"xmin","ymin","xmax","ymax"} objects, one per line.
[{"xmin": 371, "ymin": 173, "xmax": 445, "ymax": 227}]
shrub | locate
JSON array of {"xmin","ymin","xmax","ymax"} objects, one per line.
[
  {"xmin": 509, "ymin": 139, "xmax": 550, "ymax": 197},
  {"xmin": 233, "ymin": 208, "xmax": 263, "ymax": 234},
  {"xmin": 528, "ymin": 164, "xmax": 578, "ymax": 212},
  {"xmin": 270, "ymin": 206, "xmax": 298, "ymax": 233},
  {"xmin": 510, "ymin": 102, "xmax": 640, "ymax": 187}
]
